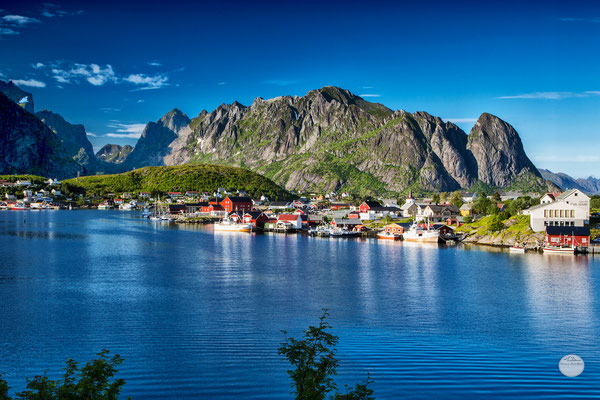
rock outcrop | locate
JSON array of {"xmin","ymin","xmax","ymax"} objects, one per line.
[
  {"xmin": 123, "ymin": 108, "xmax": 191, "ymax": 169},
  {"xmin": 0, "ymin": 92, "xmax": 81, "ymax": 178},
  {"xmin": 96, "ymin": 144, "xmax": 133, "ymax": 164},
  {"xmin": 0, "ymin": 80, "xmax": 34, "ymax": 113}
]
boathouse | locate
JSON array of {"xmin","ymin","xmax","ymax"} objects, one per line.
[
  {"xmin": 545, "ymin": 226, "xmax": 590, "ymax": 247},
  {"xmin": 220, "ymin": 196, "xmax": 253, "ymax": 213}
]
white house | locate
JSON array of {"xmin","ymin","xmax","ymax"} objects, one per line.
[
  {"xmin": 51, "ymin": 189, "xmax": 62, "ymax": 196},
  {"xmin": 523, "ymin": 189, "xmax": 590, "ymax": 232},
  {"xmin": 16, "ymin": 180, "xmax": 31, "ymax": 186},
  {"xmin": 462, "ymin": 192, "xmax": 477, "ymax": 203},
  {"xmin": 23, "ymin": 190, "xmax": 33, "ymax": 198}
]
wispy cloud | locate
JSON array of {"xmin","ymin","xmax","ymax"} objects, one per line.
[
  {"xmin": 532, "ymin": 154, "xmax": 600, "ymax": 163},
  {"xmin": 497, "ymin": 91, "xmax": 600, "ymax": 100},
  {"xmin": 0, "ymin": 27, "xmax": 18, "ymax": 35},
  {"xmin": 137, "ymin": 99, "xmax": 144, "ymax": 103},
  {"xmin": 124, "ymin": 73, "xmax": 169, "ymax": 90},
  {"xmin": 560, "ymin": 17, "xmax": 600, "ymax": 23},
  {"xmin": 12, "ymin": 78, "xmax": 46, "ymax": 88},
  {"xmin": 86, "ymin": 132, "xmax": 97, "ymax": 137},
  {"xmin": 264, "ymin": 79, "xmax": 297, "ymax": 86},
  {"xmin": 217, "ymin": 82, "xmax": 226, "ymax": 85},
  {"xmin": 101, "ymin": 107, "xmax": 121, "ymax": 113},
  {"xmin": 40, "ymin": 3, "xmax": 83, "ymax": 18},
  {"xmin": 362, "ymin": 86, "xmax": 375, "ymax": 89},
  {"xmin": 32, "ymin": 62, "xmax": 45, "ymax": 69},
  {"xmin": 147, "ymin": 61, "xmax": 162, "ymax": 66},
  {"xmin": 1, "ymin": 15, "xmax": 40, "ymax": 25},
  {"xmin": 359, "ymin": 93, "xmax": 381, "ymax": 98},
  {"xmin": 50, "ymin": 63, "xmax": 117, "ymax": 86},
  {"xmin": 105, "ymin": 122, "xmax": 146, "ymax": 139},
  {"xmin": 443, "ymin": 117, "xmax": 478, "ymax": 123}
]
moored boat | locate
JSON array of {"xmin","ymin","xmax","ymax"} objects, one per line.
[
  {"xmin": 214, "ymin": 218, "xmax": 252, "ymax": 232},
  {"xmin": 509, "ymin": 245, "xmax": 525, "ymax": 253},
  {"xmin": 377, "ymin": 231, "xmax": 401, "ymax": 240},
  {"xmin": 543, "ymin": 245, "xmax": 575, "ymax": 255},
  {"xmin": 403, "ymin": 222, "xmax": 439, "ymax": 242}
]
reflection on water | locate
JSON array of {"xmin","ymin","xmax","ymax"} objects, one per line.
[{"xmin": 0, "ymin": 210, "xmax": 599, "ymax": 399}]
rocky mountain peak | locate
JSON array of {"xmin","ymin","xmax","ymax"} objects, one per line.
[
  {"xmin": 467, "ymin": 112, "xmax": 541, "ymax": 187},
  {"xmin": 159, "ymin": 108, "xmax": 191, "ymax": 134},
  {"xmin": 0, "ymin": 80, "xmax": 34, "ymax": 113}
]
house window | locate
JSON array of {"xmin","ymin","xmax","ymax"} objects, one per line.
[
  {"xmin": 544, "ymin": 221, "xmax": 548, "ymax": 226},
  {"xmin": 571, "ymin": 210, "xmax": 575, "ymax": 218},
  {"xmin": 560, "ymin": 210, "xmax": 564, "ymax": 218},
  {"xmin": 544, "ymin": 210, "xmax": 548, "ymax": 218},
  {"xmin": 571, "ymin": 221, "xmax": 575, "ymax": 226}
]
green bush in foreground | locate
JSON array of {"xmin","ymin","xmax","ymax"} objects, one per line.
[
  {"xmin": 279, "ymin": 310, "xmax": 374, "ymax": 400},
  {"xmin": 0, "ymin": 350, "xmax": 126, "ymax": 400}
]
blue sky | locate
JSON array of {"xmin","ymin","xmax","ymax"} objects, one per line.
[{"xmin": 1, "ymin": 0, "xmax": 599, "ymax": 178}]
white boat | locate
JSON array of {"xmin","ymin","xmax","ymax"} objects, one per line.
[
  {"xmin": 377, "ymin": 231, "xmax": 401, "ymax": 240},
  {"xmin": 160, "ymin": 214, "xmax": 175, "ymax": 222},
  {"xmin": 214, "ymin": 218, "xmax": 252, "ymax": 232},
  {"xmin": 97, "ymin": 204, "xmax": 112, "ymax": 210},
  {"xmin": 119, "ymin": 203, "xmax": 134, "ymax": 210},
  {"xmin": 509, "ymin": 246, "xmax": 525, "ymax": 253},
  {"xmin": 403, "ymin": 222, "xmax": 439, "ymax": 242},
  {"xmin": 543, "ymin": 246, "xmax": 575, "ymax": 255}
]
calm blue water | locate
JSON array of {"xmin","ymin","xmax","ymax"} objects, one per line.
[{"xmin": 0, "ymin": 210, "xmax": 599, "ymax": 399}]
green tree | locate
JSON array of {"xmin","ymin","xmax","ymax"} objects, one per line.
[
  {"xmin": 492, "ymin": 191, "xmax": 501, "ymax": 202},
  {"xmin": 439, "ymin": 192, "xmax": 447, "ymax": 203},
  {"xmin": 449, "ymin": 191, "xmax": 463, "ymax": 208},
  {"xmin": 278, "ymin": 310, "xmax": 374, "ymax": 400},
  {"xmin": 0, "ymin": 350, "xmax": 126, "ymax": 400},
  {"xmin": 431, "ymin": 193, "xmax": 440, "ymax": 204},
  {"xmin": 488, "ymin": 214, "xmax": 505, "ymax": 232}
]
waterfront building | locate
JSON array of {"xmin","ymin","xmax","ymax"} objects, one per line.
[
  {"xmin": 523, "ymin": 189, "xmax": 590, "ymax": 232},
  {"xmin": 545, "ymin": 226, "xmax": 590, "ymax": 247}
]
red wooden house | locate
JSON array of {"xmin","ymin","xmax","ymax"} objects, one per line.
[
  {"xmin": 220, "ymin": 196, "xmax": 253, "ymax": 213},
  {"xmin": 359, "ymin": 200, "xmax": 382, "ymax": 213},
  {"xmin": 546, "ymin": 226, "xmax": 590, "ymax": 247},
  {"xmin": 243, "ymin": 211, "xmax": 269, "ymax": 228},
  {"xmin": 383, "ymin": 223, "xmax": 405, "ymax": 234}
]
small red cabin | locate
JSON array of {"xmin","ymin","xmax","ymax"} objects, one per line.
[
  {"xmin": 220, "ymin": 196, "xmax": 253, "ymax": 213},
  {"xmin": 359, "ymin": 201, "xmax": 382, "ymax": 213},
  {"xmin": 546, "ymin": 226, "xmax": 590, "ymax": 247}
]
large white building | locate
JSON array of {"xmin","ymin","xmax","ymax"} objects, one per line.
[{"xmin": 523, "ymin": 189, "xmax": 590, "ymax": 232}]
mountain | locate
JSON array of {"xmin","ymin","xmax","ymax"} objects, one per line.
[
  {"xmin": 123, "ymin": 108, "xmax": 191, "ymax": 169},
  {"xmin": 0, "ymin": 80, "xmax": 34, "ymax": 113},
  {"xmin": 539, "ymin": 169, "xmax": 600, "ymax": 195},
  {"xmin": 35, "ymin": 109, "xmax": 98, "ymax": 173},
  {"xmin": 96, "ymin": 144, "xmax": 133, "ymax": 163},
  {"xmin": 0, "ymin": 92, "xmax": 81, "ymax": 178},
  {"xmin": 149, "ymin": 86, "xmax": 550, "ymax": 195}
]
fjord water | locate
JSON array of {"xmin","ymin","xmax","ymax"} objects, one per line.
[{"xmin": 1, "ymin": 211, "xmax": 599, "ymax": 399}]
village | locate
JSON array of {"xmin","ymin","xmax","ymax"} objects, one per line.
[{"xmin": 3, "ymin": 177, "xmax": 597, "ymax": 254}]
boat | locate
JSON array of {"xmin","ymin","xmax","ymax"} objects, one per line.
[
  {"xmin": 330, "ymin": 227, "xmax": 349, "ymax": 237},
  {"xmin": 403, "ymin": 221, "xmax": 439, "ymax": 242},
  {"xmin": 509, "ymin": 246, "xmax": 525, "ymax": 253},
  {"xmin": 377, "ymin": 231, "xmax": 401, "ymax": 240},
  {"xmin": 214, "ymin": 218, "xmax": 252, "ymax": 232},
  {"xmin": 11, "ymin": 203, "xmax": 27, "ymax": 210},
  {"xmin": 142, "ymin": 208, "xmax": 152, "ymax": 218},
  {"xmin": 97, "ymin": 203, "xmax": 112, "ymax": 210},
  {"xmin": 543, "ymin": 245, "xmax": 575, "ymax": 255},
  {"xmin": 160, "ymin": 214, "xmax": 175, "ymax": 222},
  {"xmin": 119, "ymin": 203, "xmax": 134, "ymax": 210}
]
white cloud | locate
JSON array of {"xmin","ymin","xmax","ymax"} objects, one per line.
[
  {"xmin": 105, "ymin": 122, "xmax": 146, "ymax": 139},
  {"xmin": 12, "ymin": 79, "xmax": 46, "ymax": 88},
  {"xmin": 86, "ymin": 132, "xmax": 97, "ymax": 137},
  {"xmin": 443, "ymin": 118, "xmax": 478, "ymax": 123},
  {"xmin": 0, "ymin": 27, "xmax": 19, "ymax": 35},
  {"xmin": 497, "ymin": 91, "xmax": 600, "ymax": 100},
  {"xmin": 217, "ymin": 82, "xmax": 226, "ymax": 85},
  {"xmin": 51, "ymin": 63, "xmax": 116, "ymax": 86},
  {"xmin": 124, "ymin": 73, "xmax": 169, "ymax": 90},
  {"xmin": 148, "ymin": 61, "xmax": 162, "ymax": 66},
  {"xmin": 32, "ymin": 62, "xmax": 45, "ymax": 69},
  {"xmin": 137, "ymin": 99, "xmax": 144, "ymax": 103},
  {"xmin": 1, "ymin": 15, "xmax": 40, "ymax": 25},
  {"xmin": 359, "ymin": 94, "xmax": 381, "ymax": 98},
  {"xmin": 362, "ymin": 86, "xmax": 375, "ymax": 89},
  {"xmin": 101, "ymin": 107, "xmax": 121, "ymax": 113}
]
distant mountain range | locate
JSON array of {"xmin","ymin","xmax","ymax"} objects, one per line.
[
  {"xmin": 0, "ymin": 80, "xmax": 561, "ymax": 194},
  {"xmin": 539, "ymin": 169, "xmax": 599, "ymax": 195}
]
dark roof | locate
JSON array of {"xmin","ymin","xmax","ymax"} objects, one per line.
[
  {"xmin": 362, "ymin": 200, "xmax": 381, "ymax": 208},
  {"xmin": 371, "ymin": 206, "xmax": 401, "ymax": 212},
  {"xmin": 243, "ymin": 211, "xmax": 265, "ymax": 218},
  {"xmin": 186, "ymin": 202, "xmax": 209, "ymax": 207},
  {"xmin": 546, "ymin": 226, "xmax": 590, "ymax": 236},
  {"xmin": 225, "ymin": 196, "xmax": 252, "ymax": 203}
]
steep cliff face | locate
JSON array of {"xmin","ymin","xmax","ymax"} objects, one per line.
[
  {"xmin": 540, "ymin": 169, "xmax": 600, "ymax": 195},
  {"xmin": 35, "ymin": 110, "xmax": 98, "ymax": 173},
  {"xmin": 124, "ymin": 108, "xmax": 191, "ymax": 169},
  {"xmin": 466, "ymin": 113, "xmax": 542, "ymax": 187},
  {"xmin": 0, "ymin": 92, "xmax": 81, "ymax": 178},
  {"xmin": 96, "ymin": 144, "xmax": 133, "ymax": 163},
  {"xmin": 0, "ymin": 80, "xmax": 34, "ymax": 113}
]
